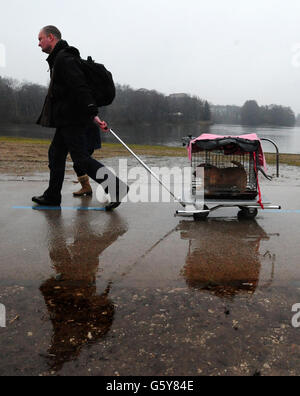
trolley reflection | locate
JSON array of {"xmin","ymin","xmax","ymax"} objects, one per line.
[{"xmin": 177, "ymin": 218, "xmax": 277, "ymax": 298}]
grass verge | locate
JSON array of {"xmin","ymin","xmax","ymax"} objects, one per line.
[{"xmin": 0, "ymin": 136, "xmax": 300, "ymax": 175}]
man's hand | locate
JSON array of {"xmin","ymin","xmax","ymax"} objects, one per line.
[{"xmin": 94, "ymin": 116, "xmax": 109, "ymax": 132}]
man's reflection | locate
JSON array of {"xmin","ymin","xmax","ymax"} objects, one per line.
[
  {"xmin": 39, "ymin": 210, "xmax": 127, "ymax": 371},
  {"xmin": 177, "ymin": 219, "xmax": 276, "ymax": 298}
]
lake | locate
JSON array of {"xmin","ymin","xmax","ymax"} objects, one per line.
[{"xmin": 1, "ymin": 122, "xmax": 300, "ymax": 154}]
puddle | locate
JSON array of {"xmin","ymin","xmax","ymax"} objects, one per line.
[{"xmin": 177, "ymin": 218, "xmax": 276, "ymax": 298}]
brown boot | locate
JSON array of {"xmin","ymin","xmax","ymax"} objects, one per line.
[{"xmin": 73, "ymin": 175, "xmax": 93, "ymax": 197}]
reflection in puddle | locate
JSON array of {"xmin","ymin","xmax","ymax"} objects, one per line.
[
  {"xmin": 39, "ymin": 210, "xmax": 127, "ymax": 371},
  {"xmin": 177, "ymin": 219, "xmax": 278, "ymax": 298}
]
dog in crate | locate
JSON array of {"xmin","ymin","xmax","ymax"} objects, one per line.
[{"xmin": 196, "ymin": 161, "xmax": 248, "ymax": 193}]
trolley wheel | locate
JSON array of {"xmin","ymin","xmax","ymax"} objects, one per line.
[
  {"xmin": 193, "ymin": 206, "xmax": 209, "ymax": 221},
  {"xmin": 238, "ymin": 207, "xmax": 258, "ymax": 220}
]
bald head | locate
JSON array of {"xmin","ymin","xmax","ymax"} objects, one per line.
[
  {"xmin": 42, "ymin": 26, "xmax": 62, "ymax": 40},
  {"xmin": 38, "ymin": 26, "xmax": 62, "ymax": 54}
]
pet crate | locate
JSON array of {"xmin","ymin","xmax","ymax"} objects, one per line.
[{"xmin": 177, "ymin": 134, "xmax": 281, "ymax": 220}]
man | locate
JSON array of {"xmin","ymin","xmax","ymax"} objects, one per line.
[{"xmin": 33, "ymin": 25, "xmax": 128, "ymax": 209}]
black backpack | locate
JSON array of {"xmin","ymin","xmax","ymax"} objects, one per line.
[{"xmin": 80, "ymin": 56, "xmax": 116, "ymax": 107}]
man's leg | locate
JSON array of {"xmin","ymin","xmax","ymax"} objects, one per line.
[
  {"xmin": 43, "ymin": 129, "xmax": 68, "ymax": 203},
  {"xmin": 73, "ymin": 148, "xmax": 93, "ymax": 197},
  {"xmin": 33, "ymin": 128, "xmax": 68, "ymax": 205},
  {"xmin": 63, "ymin": 126, "xmax": 129, "ymax": 206},
  {"xmin": 73, "ymin": 144, "xmax": 94, "ymax": 178}
]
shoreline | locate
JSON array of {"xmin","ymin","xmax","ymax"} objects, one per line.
[{"xmin": 1, "ymin": 136, "xmax": 300, "ymax": 175}]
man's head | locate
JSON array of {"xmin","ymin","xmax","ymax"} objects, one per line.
[{"xmin": 38, "ymin": 26, "xmax": 62, "ymax": 54}]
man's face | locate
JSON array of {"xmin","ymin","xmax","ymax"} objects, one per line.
[{"xmin": 38, "ymin": 30, "xmax": 53, "ymax": 54}]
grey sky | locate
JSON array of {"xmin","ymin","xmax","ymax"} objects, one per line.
[{"xmin": 1, "ymin": 0, "xmax": 300, "ymax": 114}]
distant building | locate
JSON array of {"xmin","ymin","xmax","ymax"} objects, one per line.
[
  {"xmin": 137, "ymin": 88, "xmax": 151, "ymax": 94},
  {"xmin": 168, "ymin": 93, "xmax": 189, "ymax": 99}
]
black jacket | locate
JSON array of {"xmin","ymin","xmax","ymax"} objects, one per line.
[{"xmin": 37, "ymin": 40, "xmax": 96, "ymax": 128}]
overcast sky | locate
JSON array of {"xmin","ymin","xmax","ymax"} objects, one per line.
[{"xmin": 1, "ymin": 0, "xmax": 300, "ymax": 113}]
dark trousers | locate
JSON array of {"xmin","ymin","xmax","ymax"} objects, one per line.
[
  {"xmin": 44, "ymin": 126, "xmax": 127, "ymax": 203},
  {"xmin": 73, "ymin": 123, "xmax": 101, "ymax": 177},
  {"xmin": 73, "ymin": 147, "xmax": 94, "ymax": 178}
]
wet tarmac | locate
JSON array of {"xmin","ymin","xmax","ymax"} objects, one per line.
[{"xmin": 1, "ymin": 163, "xmax": 300, "ymax": 376}]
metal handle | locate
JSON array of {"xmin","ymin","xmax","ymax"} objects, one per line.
[
  {"xmin": 94, "ymin": 117, "xmax": 186, "ymax": 208},
  {"xmin": 260, "ymin": 138, "xmax": 280, "ymax": 177}
]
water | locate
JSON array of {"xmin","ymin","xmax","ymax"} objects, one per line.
[
  {"xmin": 1, "ymin": 122, "xmax": 300, "ymax": 154},
  {"xmin": 0, "ymin": 124, "xmax": 55, "ymax": 140}
]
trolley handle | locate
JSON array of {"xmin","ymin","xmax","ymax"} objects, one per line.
[
  {"xmin": 260, "ymin": 138, "xmax": 280, "ymax": 178},
  {"xmin": 182, "ymin": 135, "xmax": 196, "ymax": 147}
]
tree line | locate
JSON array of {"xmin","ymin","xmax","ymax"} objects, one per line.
[
  {"xmin": 95, "ymin": 85, "xmax": 212, "ymax": 124},
  {"xmin": 0, "ymin": 76, "xmax": 47, "ymax": 123},
  {"xmin": 0, "ymin": 76, "xmax": 296, "ymax": 127},
  {"xmin": 212, "ymin": 100, "xmax": 296, "ymax": 127},
  {"xmin": 0, "ymin": 77, "xmax": 210, "ymax": 125}
]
